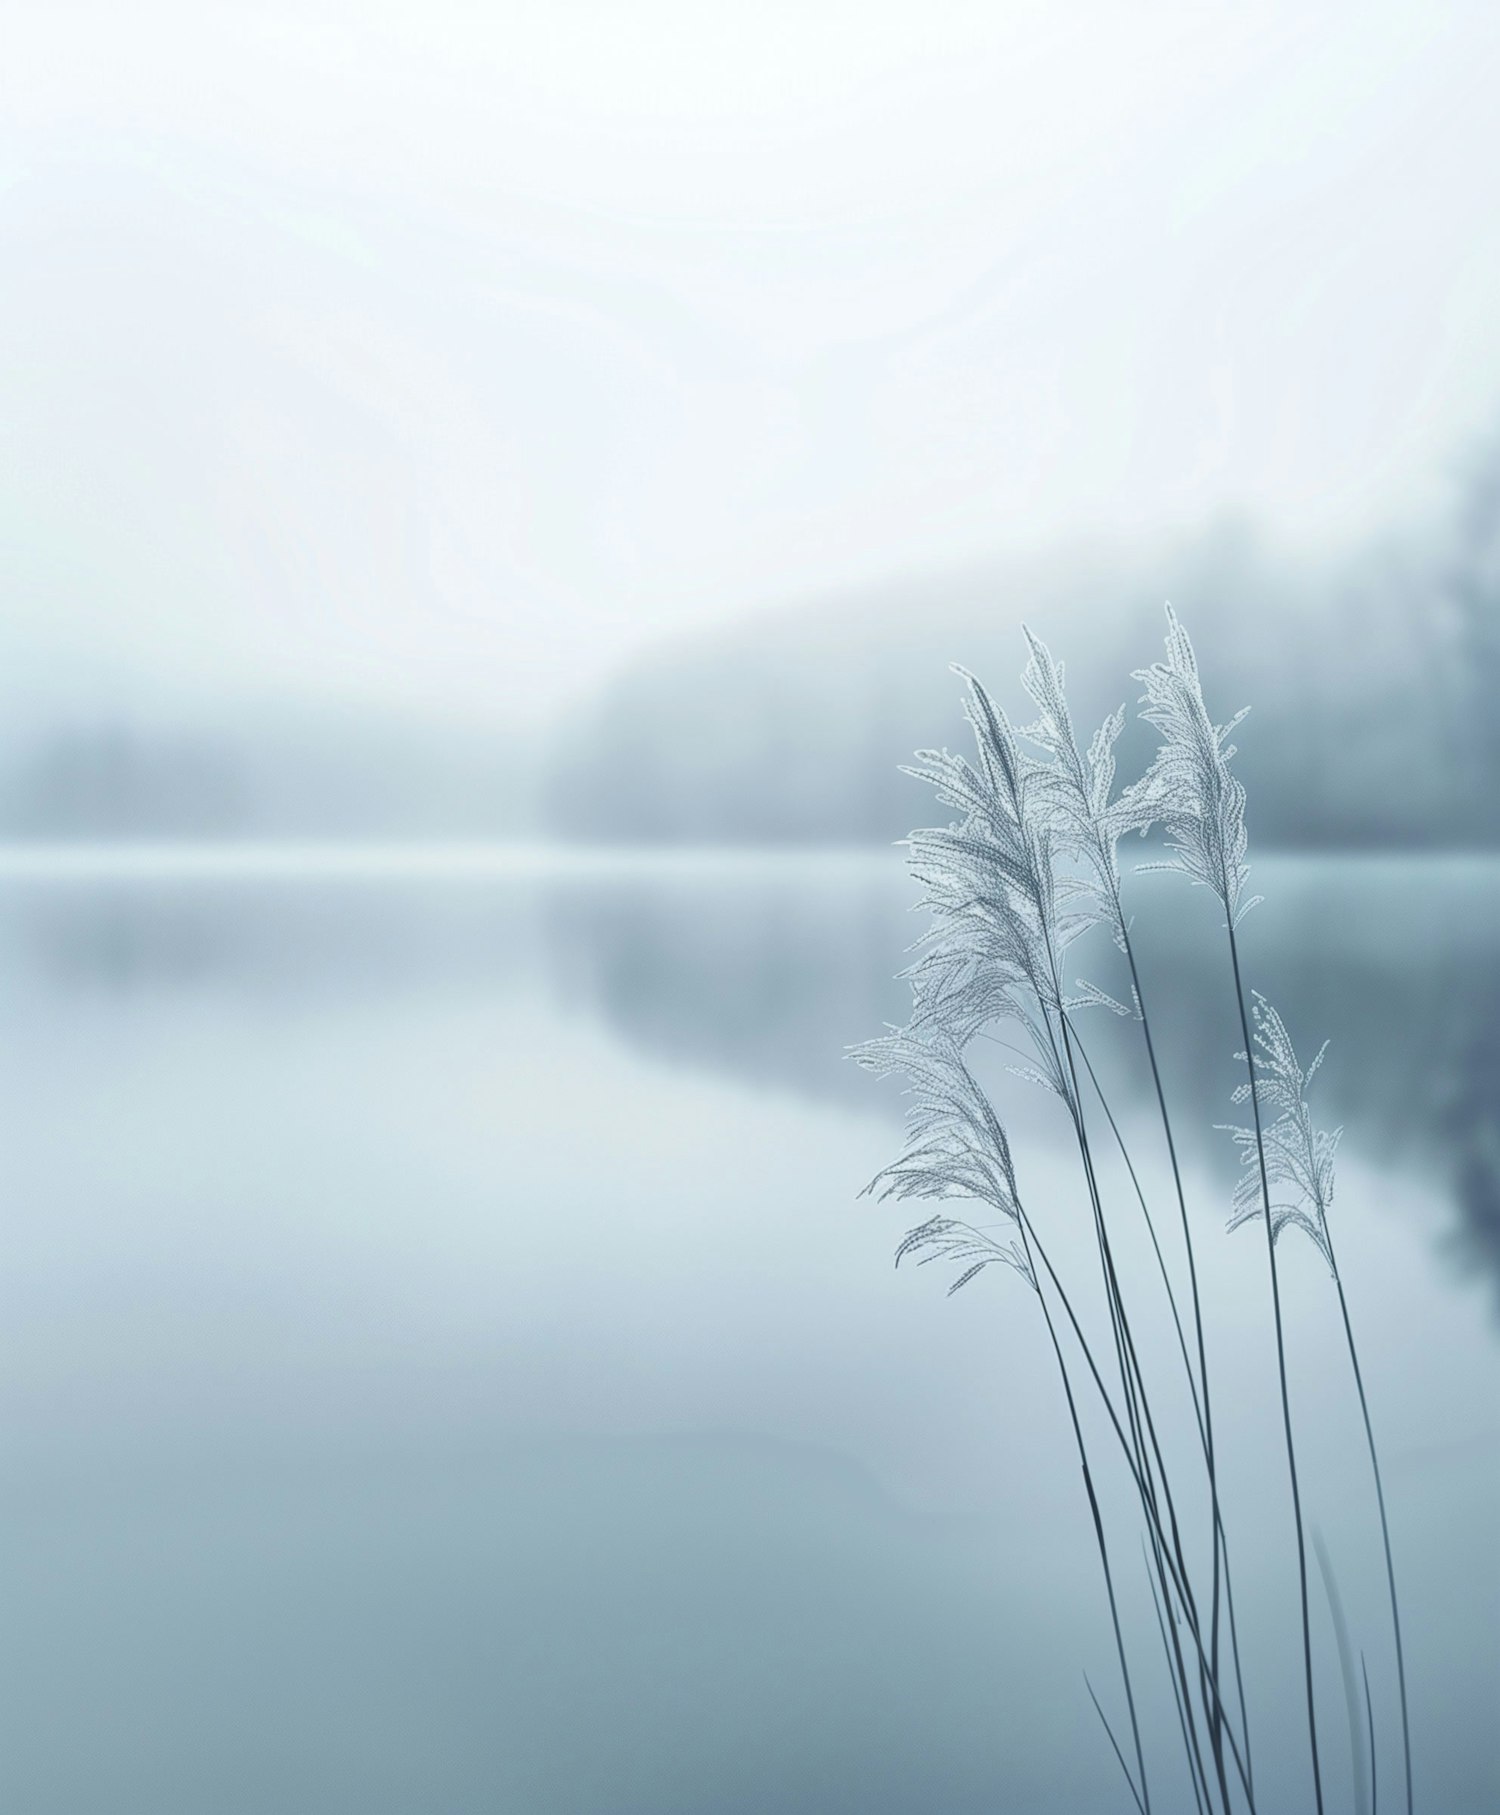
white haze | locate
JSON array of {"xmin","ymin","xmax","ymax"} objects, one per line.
[{"xmin": 4, "ymin": 1, "xmax": 1500, "ymax": 725}]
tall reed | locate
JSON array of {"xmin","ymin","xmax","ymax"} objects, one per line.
[{"xmin": 855, "ymin": 607, "xmax": 1411, "ymax": 1814}]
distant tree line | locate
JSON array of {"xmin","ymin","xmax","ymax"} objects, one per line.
[
  {"xmin": 0, "ymin": 711, "xmax": 536, "ymax": 840},
  {"xmin": 548, "ymin": 471, "xmax": 1500, "ymax": 851}
]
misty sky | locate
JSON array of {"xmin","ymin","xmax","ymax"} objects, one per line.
[{"xmin": 5, "ymin": 1, "xmax": 1500, "ymax": 724}]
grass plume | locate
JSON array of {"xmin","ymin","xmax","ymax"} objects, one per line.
[{"xmin": 856, "ymin": 606, "xmax": 1413, "ymax": 1812}]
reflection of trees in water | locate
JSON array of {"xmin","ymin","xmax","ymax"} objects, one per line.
[
  {"xmin": 1433, "ymin": 993, "xmax": 1500, "ymax": 1301},
  {"xmin": 13, "ymin": 856, "xmax": 1496, "ymax": 1303},
  {"xmin": 546, "ymin": 861, "xmax": 913, "ymax": 1110},
  {"xmin": 1135, "ymin": 901, "xmax": 1500, "ymax": 1312},
  {"xmin": 552, "ymin": 858, "xmax": 1500, "ymax": 1308},
  {"xmin": 5, "ymin": 879, "xmax": 531, "ymax": 1000},
  {"xmin": 18, "ymin": 887, "xmax": 245, "ymax": 989}
]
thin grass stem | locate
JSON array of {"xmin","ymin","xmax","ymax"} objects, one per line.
[
  {"xmin": 1073, "ymin": 1020, "xmax": 1255, "ymax": 1806},
  {"xmin": 1325, "ymin": 1233, "xmax": 1413, "ymax": 1815},
  {"xmin": 1021, "ymin": 1221, "xmax": 1152, "ymax": 1814},
  {"xmin": 1313, "ymin": 1525, "xmax": 1370, "ymax": 1815},
  {"xmin": 1021, "ymin": 1205, "xmax": 1256, "ymax": 1808},
  {"xmin": 1070, "ymin": 1028, "xmax": 1205, "ymax": 1443},
  {"xmin": 1119, "ymin": 918, "xmax": 1253, "ymax": 1801},
  {"xmin": 1046, "ymin": 999, "xmax": 1232, "ymax": 1811},
  {"xmin": 1227, "ymin": 921, "xmax": 1324, "ymax": 1815},
  {"xmin": 1052, "ymin": 1000, "xmax": 1232, "ymax": 1809},
  {"xmin": 1363, "ymin": 1654, "xmax": 1378, "ymax": 1815},
  {"xmin": 1086, "ymin": 1672, "xmax": 1149, "ymax": 1815},
  {"xmin": 1037, "ymin": 966, "xmax": 1223, "ymax": 1807},
  {"xmin": 1146, "ymin": 1539, "xmax": 1211, "ymax": 1815}
]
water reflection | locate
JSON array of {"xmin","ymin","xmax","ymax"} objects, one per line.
[
  {"xmin": 545, "ymin": 854, "xmax": 1500, "ymax": 1309},
  {"xmin": 545, "ymin": 853, "xmax": 914, "ymax": 1109},
  {"xmin": 0, "ymin": 865, "xmax": 532, "ymax": 1001},
  {"xmin": 2, "ymin": 848, "xmax": 1496, "ymax": 1812},
  {"xmin": 4, "ymin": 850, "xmax": 1498, "ymax": 1302}
]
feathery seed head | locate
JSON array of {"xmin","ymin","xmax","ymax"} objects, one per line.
[
  {"xmin": 852, "ymin": 1027, "xmax": 1037, "ymax": 1291},
  {"xmin": 1133, "ymin": 604, "xmax": 1259, "ymax": 926},
  {"xmin": 1218, "ymin": 992, "xmax": 1341, "ymax": 1269},
  {"xmin": 1017, "ymin": 626, "xmax": 1155, "ymax": 937}
]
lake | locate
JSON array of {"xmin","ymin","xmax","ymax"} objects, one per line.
[{"xmin": 1, "ymin": 846, "xmax": 1496, "ymax": 1813}]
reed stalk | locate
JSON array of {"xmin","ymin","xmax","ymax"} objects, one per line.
[
  {"xmin": 856, "ymin": 605, "xmax": 1410, "ymax": 1815},
  {"xmin": 1326, "ymin": 1235, "xmax": 1412, "ymax": 1815},
  {"xmin": 1228, "ymin": 923, "xmax": 1325, "ymax": 1814}
]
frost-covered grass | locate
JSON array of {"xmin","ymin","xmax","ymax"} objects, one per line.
[{"xmin": 855, "ymin": 610, "xmax": 1410, "ymax": 1815}]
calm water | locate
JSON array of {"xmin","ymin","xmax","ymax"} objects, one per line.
[{"xmin": 1, "ymin": 847, "xmax": 1497, "ymax": 1813}]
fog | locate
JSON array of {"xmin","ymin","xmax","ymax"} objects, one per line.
[
  {"xmin": 6, "ymin": 3, "xmax": 1500, "ymax": 755},
  {"xmin": 6, "ymin": 10, "xmax": 1500, "ymax": 1813}
]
